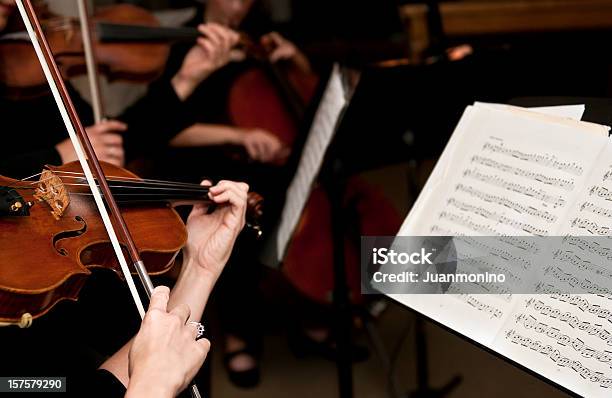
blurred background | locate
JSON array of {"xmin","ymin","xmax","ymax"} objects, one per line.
[{"xmin": 39, "ymin": 1, "xmax": 611, "ymax": 397}]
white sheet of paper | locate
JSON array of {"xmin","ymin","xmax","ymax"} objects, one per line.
[
  {"xmin": 391, "ymin": 103, "xmax": 612, "ymax": 397},
  {"xmin": 275, "ymin": 64, "xmax": 346, "ymax": 261}
]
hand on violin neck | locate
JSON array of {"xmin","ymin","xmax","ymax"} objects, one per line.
[
  {"xmin": 172, "ymin": 23, "xmax": 241, "ymax": 101},
  {"xmin": 183, "ymin": 180, "xmax": 248, "ymax": 279},
  {"xmin": 55, "ymin": 120, "xmax": 127, "ymax": 167},
  {"xmin": 126, "ymin": 286, "xmax": 210, "ymax": 398}
]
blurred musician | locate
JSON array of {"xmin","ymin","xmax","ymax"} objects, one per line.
[
  {"xmin": 152, "ymin": 0, "xmax": 316, "ymax": 388},
  {"xmin": 0, "ymin": 0, "xmax": 239, "ymax": 179}
]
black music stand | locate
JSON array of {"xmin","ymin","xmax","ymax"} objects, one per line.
[{"xmin": 315, "ymin": 63, "xmax": 466, "ymax": 398}]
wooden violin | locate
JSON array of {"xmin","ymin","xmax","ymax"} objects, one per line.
[
  {"xmin": 0, "ymin": 161, "xmax": 263, "ymax": 325},
  {"xmin": 0, "ymin": 3, "xmax": 170, "ymax": 99}
]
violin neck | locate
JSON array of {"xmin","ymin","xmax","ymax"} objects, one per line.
[
  {"xmin": 103, "ymin": 179, "xmax": 210, "ymax": 205},
  {"xmin": 97, "ymin": 23, "xmax": 199, "ymax": 43}
]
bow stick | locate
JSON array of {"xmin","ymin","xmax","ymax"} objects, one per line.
[
  {"xmin": 17, "ymin": 3, "xmax": 205, "ymax": 396},
  {"xmin": 15, "ymin": 0, "xmax": 150, "ymax": 316}
]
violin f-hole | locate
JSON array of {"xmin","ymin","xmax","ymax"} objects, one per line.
[{"xmin": 52, "ymin": 216, "xmax": 88, "ymax": 256}]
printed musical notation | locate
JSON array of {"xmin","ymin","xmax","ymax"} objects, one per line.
[
  {"xmin": 515, "ymin": 314, "xmax": 612, "ymax": 367},
  {"xmin": 471, "ymin": 156, "xmax": 575, "ymax": 190},
  {"xmin": 543, "ymin": 266, "xmax": 612, "ymax": 296},
  {"xmin": 448, "ymin": 197, "xmax": 556, "ymax": 231},
  {"xmin": 456, "ymin": 184, "xmax": 557, "ymax": 223},
  {"xmin": 438, "ymin": 211, "xmax": 499, "ymax": 235},
  {"xmin": 524, "ymin": 299, "xmax": 612, "ymax": 347},
  {"xmin": 463, "ymin": 169, "xmax": 566, "ymax": 207},
  {"xmin": 505, "ymin": 329, "xmax": 612, "ymax": 389},
  {"xmin": 453, "ymin": 235, "xmax": 534, "ymax": 267},
  {"xmin": 454, "ymin": 294, "xmax": 504, "ymax": 319},
  {"xmin": 581, "ymin": 202, "xmax": 612, "ymax": 219},
  {"xmin": 439, "ymin": 210, "xmax": 548, "ymax": 236},
  {"xmin": 562, "ymin": 236, "xmax": 612, "ymax": 261},
  {"xmin": 446, "ymin": 273, "xmax": 513, "ymax": 297},
  {"xmin": 482, "ymin": 142, "xmax": 584, "ymax": 176},
  {"xmin": 589, "ymin": 186, "xmax": 612, "ymax": 202},
  {"xmin": 571, "ymin": 218, "xmax": 612, "ymax": 236},
  {"xmin": 602, "ymin": 170, "xmax": 612, "ymax": 182},
  {"xmin": 552, "ymin": 249, "xmax": 612, "ymax": 279}
]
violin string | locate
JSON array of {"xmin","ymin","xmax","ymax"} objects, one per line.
[
  {"xmin": 49, "ymin": 170, "xmax": 212, "ymax": 188},
  {"xmin": 66, "ymin": 192, "xmax": 213, "ymax": 199},
  {"xmin": 57, "ymin": 182, "xmax": 210, "ymax": 192},
  {"xmin": 14, "ymin": 183, "xmax": 210, "ymax": 195},
  {"xmin": 15, "ymin": 171, "xmax": 213, "ymax": 191},
  {"xmin": 18, "ymin": 171, "xmax": 207, "ymax": 188},
  {"xmin": 11, "ymin": 176, "xmax": 211, "ymax": 192}
]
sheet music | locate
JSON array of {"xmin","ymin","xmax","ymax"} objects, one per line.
[
  {"xmin": 491, "ymin": 144, "xmax": 612, "ymax": 398},
  {"xmin": 474, "ymin": 102, "xmax": 586, "ymax": 122},
  {"xmin": 389, "ymin": 104, "xmax": 612, "ymax": 397},
  {"xmin": 275, "ymin": 64, "xmax": 347, "ymax": 261}
]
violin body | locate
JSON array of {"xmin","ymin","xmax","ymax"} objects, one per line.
[
  {"xmin": 0, "ymin": 4, "xmax": 169, "ymax": 99},
  {"xmin": 0, "ymin": 161, "xmax": 186, "ymax": 323}
]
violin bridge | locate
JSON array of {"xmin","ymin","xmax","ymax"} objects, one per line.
[{"xmin": 34, "ymin": 170, "xmax": 70, "ymax": 220}]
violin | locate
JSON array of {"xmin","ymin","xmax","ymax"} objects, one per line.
[
  {"xmin": 0, "ymin": 3, "xmax": 169, "ymax": 99},
  {"xmin": 0, "ymin": 161, "xmax": 263, "ymax": 325}
]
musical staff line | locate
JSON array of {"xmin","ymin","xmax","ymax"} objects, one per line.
[
  {"xmin": 472, "ymin": 155, "xmax": 575, "ymax": 190},
  {"xmin": 482, "ymin": 142, "xmax": 584, "ymax": 176}
]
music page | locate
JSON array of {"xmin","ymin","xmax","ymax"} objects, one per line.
[{"xmin": 389, "ymin": 104, "xmax": 610, "ymax": 347}]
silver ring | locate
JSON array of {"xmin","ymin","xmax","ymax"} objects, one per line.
[{"xmin": 189, "ymin": 321, "xmax": 206, "ymax": 340}]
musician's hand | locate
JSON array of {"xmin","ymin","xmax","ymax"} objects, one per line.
[
  {"xmin": 172, "ymin": 23, "xmax": 242, "ymax": 100},
  {"xmin": 55, "ymin": 120, "xmax": 126, "ymax": 167},
  {"xmin": 126, "ymin": 286, "xmax": 210, "ymax": 398},
  {"xmin": 260, "ymin": 31, "xmax": 311, "ymax": 73},
  {"xmin": 184, "ymin": 180, "xmax": 248, "ymax": 279},
  {"xmin": 241, "ymin": 129, "xmax": 289, "ymax": 163}
]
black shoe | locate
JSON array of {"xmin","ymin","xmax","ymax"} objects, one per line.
[
  {"xmin": 288, "ymin": 330, "xmax": 370, "ymax": 363},
  {"xmin": 224, "ymin": 347, "xmax": 261, "ymax": 389}
]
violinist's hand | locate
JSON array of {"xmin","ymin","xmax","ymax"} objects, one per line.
[
  {"xmin": 172, "ymin": 23, "xmax": 242, "ymax": 100},
  {"xmin": 260, "ymin": 31, "xmax": 311, "ymax": 73},
  {"xmin": 55, "ymin": 120, "xmax": 127, "ymax": 167},
  {"xmin": 126, "ymin": 286, "xmax": 210, "ymax": 398},
  {"xmin": 183, "ymin": 180, "xmax": 248, "ymax": 280},
  {"xmin": 241, "ymin": 129, "xmax": 289, "ymax": 164}
]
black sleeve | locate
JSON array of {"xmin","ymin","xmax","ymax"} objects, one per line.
[
  {"xmin": 0, "ymin": 145, "xmax": 63, "ymax": 180},
  {"xmin": 119, "ymin": 77, "xmax": 195, "ymax": 159},
  {"xmin": 85, "ymin": 369, "xmax": 127, "ymax": 397}
]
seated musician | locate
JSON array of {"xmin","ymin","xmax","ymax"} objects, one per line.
[
  {"xmin": 151, "ymin": 0, "xmax": 315, "ymax": 387},
  {"xmin": 165, "ymin": 0, "xmax": 312, "ymax": 163},
  {"xmin": 0, "ymin": 0, "xmax": 239, "ymax": 179}
]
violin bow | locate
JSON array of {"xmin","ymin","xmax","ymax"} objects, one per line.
[
  {"xmin": 15, "ymin": 0, "xmax": 149, "ymax": 315},
  {"xmin": 16, "ymin": 3, "xmax": 205, "ymax": 396},
  {"xmin": 76, "ymin": 0, "xmax": 104, "ymax": 123}
]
